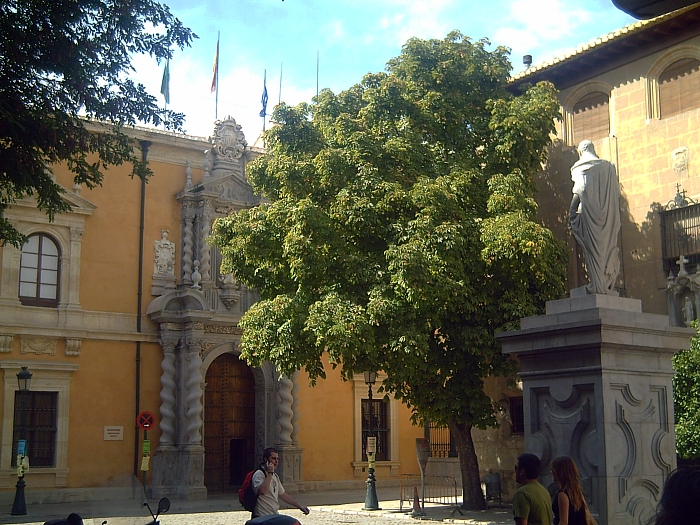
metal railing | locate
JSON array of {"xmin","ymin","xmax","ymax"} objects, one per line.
[{"xmin": 399, "ymin": 474, "xmax": 461, "ymax": 511}]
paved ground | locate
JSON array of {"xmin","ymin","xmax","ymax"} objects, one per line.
[{"xmin": 2, "ymin": 488, "xmax": 513, "ymax": 525}]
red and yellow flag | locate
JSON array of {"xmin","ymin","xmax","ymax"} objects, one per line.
[{"xmin": 211, "ymin": 37, "xmax": 219, "ymax": 94}]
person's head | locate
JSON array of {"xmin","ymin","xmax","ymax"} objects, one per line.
[
  {"xmin": 578, "ymin": 140, "xmax": 596, "ymax": 157},
  {"xmin": 262, "ymin": 447, "xmax": 279, "ymax": 464},
  {"xmin": 551, "ymin": 456, "xmax": 580, "ymax": 487},
  {"xmin": 654, "ymin": 466, "xmax": 700, "ymax": 525},
  {"xmin": 551, "ymin": 456, "xmax": 587, "ymax": 511},
  {"xmin": 515, "ymin": 453, "xmax": 541, "ymax": 483}
]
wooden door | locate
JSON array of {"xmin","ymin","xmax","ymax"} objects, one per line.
[{"xmin": 204, "ymin": 353, "xmax": 255, "ymax": 492}]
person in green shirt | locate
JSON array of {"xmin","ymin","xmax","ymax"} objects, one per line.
[{"xmin": 513, "ymin": 453, "xmax": 553, "ymax": 525}]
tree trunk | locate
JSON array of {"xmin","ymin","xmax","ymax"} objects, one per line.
[{"xmin": 448, "ymin": 418, "xmax": 487, "ymax": 510}]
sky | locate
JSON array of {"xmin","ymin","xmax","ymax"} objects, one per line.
[{"xmin": 129, "ymin": 0, "xmax": 637, "ymax": 144}]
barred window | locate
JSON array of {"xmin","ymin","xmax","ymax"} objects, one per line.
[
  {"xmin": 12, "ymin": 391, "xmax": 58, "ymax": 467},
  {"xmin": 572, "ymin": 91, "xmax": 610, "ymax": 143},
  {"xmin": 510, "ymin": 396, "xmax": 525, "ymax": 435},
  {"xmin": 362, "ymin": 398, "xmax": 389, "ymax": 461},
  {"xmin": 659, "ymin": 58, "xmax": 700, "ymax": 119},
  {"xmin": 19, "ymin": 233, "xmax": 60, "ymax": 307}
]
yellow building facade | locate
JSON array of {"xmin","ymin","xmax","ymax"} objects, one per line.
[{"xmin": 0, "ymin": 118, "xmax": 425, "ymax": 504}]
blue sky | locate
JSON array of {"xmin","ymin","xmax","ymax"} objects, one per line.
[{"xmin": 130, "ymin": 0, "xmax": 636, "ymax": 143}]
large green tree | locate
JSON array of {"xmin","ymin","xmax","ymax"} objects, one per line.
[
  {"xmin": 212, "ymin": 32, "xmax": 568, "ymax": 509},
  {"xmin": 673, "ymin": 323, "xmax": 700, "ymax": 459},
  {"xmin": 0, "ymin": 0, "xmax": 196, "ymax": 246}
]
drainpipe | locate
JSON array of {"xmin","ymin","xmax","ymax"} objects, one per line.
[{"xmin": 135, "ymin": 140, "xmax": 151, "ymax": 477}]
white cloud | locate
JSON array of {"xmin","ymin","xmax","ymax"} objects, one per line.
[
  {"xmin": 493, "ymin": 0, "xmax": 597, "ymax": 71},
  {"xmin": 323, "ymin": 20, "xmax": 348, "ymax": 44}
]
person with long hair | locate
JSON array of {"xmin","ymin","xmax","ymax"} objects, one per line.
[
  {"xmin": 653, "ymin": 466, "xmax": 700, "ymax": 525},
  {"xmin": 550, "ymin": 456, "xmax": 596, "ymax": 525}
]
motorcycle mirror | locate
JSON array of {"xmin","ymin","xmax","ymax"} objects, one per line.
[{"xmin": 157, "ymin": 497, "xmax": 170, "ymax": 515}]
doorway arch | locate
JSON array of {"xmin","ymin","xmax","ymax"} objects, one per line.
[{"xmin": 203, "ymin": 351, "xmax": 255, "ymax": 492}]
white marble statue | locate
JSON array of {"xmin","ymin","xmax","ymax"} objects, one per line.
[
  {"xmin": 154, "ymin": 230, "xmax": 175, "ymax": 276},
  {"xmin": 569, "ymin": 140, "xmax": 621, "ymax": 295}
]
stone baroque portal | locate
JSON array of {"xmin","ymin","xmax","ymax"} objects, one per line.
[
  {"xmin": 498, "ymin": 294, "xmax": 693, "ymax": 525},
  {"xmin": 145, "ymin": 118, "xmax": 305, "ymax": 499}
]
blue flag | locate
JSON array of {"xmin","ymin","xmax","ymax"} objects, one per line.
[{"xmin": 260, "ymin": 76, "xmax": 268, "ymax": 118}]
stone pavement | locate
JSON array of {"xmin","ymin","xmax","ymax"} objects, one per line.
[{"xmin": 1, "ymin": 487, "xmax": 512, "ymax": 525}]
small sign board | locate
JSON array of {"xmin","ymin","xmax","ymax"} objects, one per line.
[
  {"xmin": 367, "ymin": 436, "xmax": 377, "ymax": 454},
  {"xmin": 104, "ymin": 426, "xmax": 124, "ymax": 441},
  {"xmin": 17, "ymin": 439, "xmax": 27, "ymax": 455},
  {"xmin": 143, "ymin": 440, "xmax": 151, "ymax": 455},
  {"xmin": 416, "ymin": 438, "xmax": 430, "ymax": 472}
]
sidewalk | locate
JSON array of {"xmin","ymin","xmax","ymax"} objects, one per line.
[{"xmin": 1, "ymin": 487, "xmax": 513, "ymax": 525}]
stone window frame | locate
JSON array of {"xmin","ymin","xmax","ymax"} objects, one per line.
[
  {"xmin": 18, "ymin": 232, "xmax": 62, "ymax": 308},
  {"xmin": 0, "ymin": 192, "xmax": 94, "ymax": 310},
  {"xmin": 0, "ymin": 361, "xmax": 78, "ymax": 488},
  {"xmin": 351, "ymin": 373, "xmax": 400, "ymax": 477},
  {"xmin": 561, "ymin": 81, "xmax": 613, "ymax": 147},
  {"xmin": 646, "ymin": 44, "xmax": 700, "ymax": 120}
]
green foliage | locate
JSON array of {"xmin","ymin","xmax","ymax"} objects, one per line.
[
  {"xmin": 0, "ymin": 0, "xmax": 196, "ymax": 245},
  {"xmin": 673, "ymin": 322, "xmax": 700, "ymax": 459},
  {"xmin": 212, "ymin": 31, "xmax": 568, "ymax": 508}
]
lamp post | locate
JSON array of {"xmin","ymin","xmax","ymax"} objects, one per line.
[
  {"xmin": 363, "ymin": 371, "xmax": 380, "ymax": 510},
  {"xmin": 11, "ymin": 366, "xmax": 32, "ymax": 516}
]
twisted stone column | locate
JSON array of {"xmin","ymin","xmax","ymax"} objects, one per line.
[
  {"xmin": 185, "ymin": 341, "xmax": 204, "ymax": 445},
  {"xmin": 159, "ymin": 338, "xmax": 178, "ymax": 446},
  {"xmin": 182, "ymin": 214, "xmax": 194, "ymax": 283},
  {"xmin": 277, "ymin": 374, "xmax": 294, "ymax": 445}
]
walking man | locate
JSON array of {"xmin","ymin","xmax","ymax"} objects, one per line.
[
  {"xmin": 513, "ymin": 453, "xmax": 553, "ymax": 525},
  {"xmin": 252, "ymin": 447, "xmax": 309, "ymax": 518}
]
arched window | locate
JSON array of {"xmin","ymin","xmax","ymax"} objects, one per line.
[
  {"xmin": 659, "ymin": 58, "xmax": 700, "ymax": 118},
  {"xmin": 572, "ymin": 91, "xmax": 610, "ymax": 143},
  {"xmin": 19, "ymin": 233, "xmax": 60, "ymax": 307}
]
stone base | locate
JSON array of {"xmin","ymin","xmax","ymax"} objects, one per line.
[
  {"xmin": 151, "ymin": 447, "xmax": 207, "ymax": 500},
  {"xmin": 498, "ymin": 295, "xmax": 694, "ymax": 525},
  {"xmin": 276, "ymin": 445, "xmax": 304, "ymax": 489}
]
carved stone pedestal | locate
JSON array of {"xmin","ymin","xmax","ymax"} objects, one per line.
[
  {"xmin": 151, "ymin": 446, "xmax": 207, "ymax": 500},
  {"xmin": 498, "ymin": 294, "xmax": 693, "ymax": 525},
  {"xmin": 276, "ymin": 445, "xmax": 304, "ymax": 492}
]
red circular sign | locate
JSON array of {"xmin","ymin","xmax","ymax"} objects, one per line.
[{"xmin": 137, "ymin": 411, "xmax": 156, "ymax": 430}]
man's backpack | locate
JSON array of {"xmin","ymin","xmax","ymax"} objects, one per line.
[{"xmin": 239, "ymin": 468, "xmax": 264, "ymax": 512}]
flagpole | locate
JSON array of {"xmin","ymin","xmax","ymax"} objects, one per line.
[
  {"xmin": 316, "ymin": 51, "xmax": 319, "ymax": 99},
  {"xmin": 262, "ymin": 69, "xmax": 267, "ymax": 132},
  {"xmin": 279, "ymin": 63, "xmax": 283, "ymax": 105},
  {"xmin": 215, "ymin": 31, "xmax": 219, "ymax": 120},
  {"xmin": 211, "ymin": 31, "xmax": 220, "ymax": 121}
]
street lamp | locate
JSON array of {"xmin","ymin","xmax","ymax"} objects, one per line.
[
  {"xmin": 362, "ymin": 371, "xmax": 380, "ymax": 511},
  {"xmin": 11, "ymin": 366, "xmax": 32, "ymax": 516}
]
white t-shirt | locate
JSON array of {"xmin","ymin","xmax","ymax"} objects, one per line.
[{"xmin": 252, "ymin": 469, "xmax": 285, "ymax": 516}]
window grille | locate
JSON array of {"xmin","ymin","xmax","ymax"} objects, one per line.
[
  {"xmin": 428, "ymin": 422, "xmax": 458, "ymax": 458},
  {"xmin": 659, "ymin": 202, "xmax": 700, "ymax": 273},
  {"xmin": 361, "ymin": 398, "xmax": 389, "ymax": 461},
  {"xmin": 12, "ymin": 391, "xmax": 58, "ymax": 468},
  {"xmin": 510, "ymin": 396, "xmax": 525, "ymax": 435}
]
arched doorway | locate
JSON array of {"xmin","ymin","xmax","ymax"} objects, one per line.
[{"xmin": 204, "ymin": 352, "xmax": 255, "ymax": 493}]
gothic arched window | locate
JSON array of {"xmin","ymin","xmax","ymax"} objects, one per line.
[
  {"xmin": 659, "ymin": 58, "xmax": 700, "ymax": 118},
  {"xmin": 572, "ymin": 91, "xmax": 610, "ymax": 144}
]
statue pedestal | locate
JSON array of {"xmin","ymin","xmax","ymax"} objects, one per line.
[
  {"xmin": 498, "ymin": 294, "xmax": 693, "ymax": 525},
  {"xmin": 151, "ymin": 446, "xmax": 207, "ymax": 500},
  {"xmin": 276, "ymin": 445, "xmax": 304, "ymax": 492}
]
